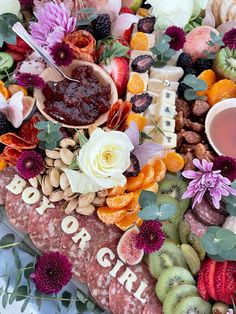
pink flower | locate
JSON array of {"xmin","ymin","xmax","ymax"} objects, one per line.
[
  {"xmin": 30, "ymin": 1, "xmax": 76, "ymax": 48},
  {"xmin": 165, "ymin": 26, "xmax": 186, "ymax": 51},
  {"xmin": 17, "ymin": 150, "xmax": 44, "ymax": 179},
  {"xmin": 182, "ymin": 159, "xmax": 236, "ymax": 209},
  {"xmin": 16, "ymin": 73, "xmax": 45, "ymax": 89}
]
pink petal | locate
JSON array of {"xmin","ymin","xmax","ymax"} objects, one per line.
[
  {"xmin": 125, "ymin": 121, "xmax": 139, "ymax": 147},
  {"xmin": 111, "ymin": 13, "xmax": 138, "ymax": 37},
  {"xmin": 202, "ymin": 6, "xmax": 215, "ymax": 28},
  {"xmin": 133, "ymin": 143, "xmax": 162, "ymax": 168},
  {"xmin": 99, "ymin": 0, "xmax": 122, "ymax": 21},
  {"xmin": 217, "ymin": 21, "xmax": 236, "ymax": 33},
  {"xmin": 182, "ymin": 170, "xmax": 200, "ymax": 179}
]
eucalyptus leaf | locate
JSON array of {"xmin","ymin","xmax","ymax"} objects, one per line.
[
  {"xmin": 2, "ymin": 293, "xmax": 8, "ymax": 309},
  {"xmin": 76, "ymin": 131, "xmax": 88, "ymax": 147},
  {"xmin": 139, "ymin": 190, "xmax": 157, "ymax": 208},
  {"xmin": 9, "ymin": 289, "xmax": 17, "ymax": 305},
  {"xmin": 45, "ymin": 141, "xmax": 58, "ymax": 150},
  {"xmin": 88, "ymin": 13, "xmax": 98, "ymax": 22},
  {"xmin": 12, "ymin": 247, "xmax": 22, "ymax": 269},
  {"xmin": 55, "ymin": 297, "xmax": 61, "ymax": 313},
  {"xmin": 35, "ymin": 121, "xmax": 48, "ymax": 130},
  {"xmin": 15, "ymin": 271, "xmax": 22, "ymax": 287},
  {"xmin": 76, "ymin": 290, "xmax": 86, "ymax": 304},
  {"xmin": 226, "ymin": 202, "xmax": 236, "ymax": 216},
  {"xmin": 61, "ymin": 291, "xmax": 72, "ymax": 308},
  {"xmin": 138, "ymin": 204, "xmax": 161, "ymax": 220},
  {"xmin": 184, "ymin": 89, "xmax": 197, "ymax": 101},
  {"xmin": 157, "ymin": 42, "xmax": 169, "ymax": 54},
  {"xmin": 219, "ymin": 247, "xmax": 236, "ymax": 260},
  {"xmin": 201, "ymin": 232, "xmax": 220, "ymax": 255},
  {"xmin": 216, "ymin": 228, "xmax": 236, "ymax": 250},
  {"xmin": 5, "ymin": 276, "xmax": 10, "ymax": 292},
  {"xmin": 207, "ymin": 253, "xmax": 225, "ymax": 261},
  {"xmin": 87, "ymin": 300, "xmax": 95, "ymax": 311},
  {"xmin": 5, "ymin": 33, "xmax": 16, "ymax": 45},
  {"xmin": 24, "ymin": 263, "xmax": 34, "ymax": 280},
  {"xmin": 0, "ymin": 286, "xmax": 3, "ymax": 296},
  {"xmin": 21, "ymin": 297, "xmax": 30, "ymax": 313},
  {"xmin": 159, "ymin": 203, "xmax": 176, "ymax": 220},
  {"xmin": 15, "ymin": 286, "xmax": 27, "ymax": 301},
  {"xmin": 76, "ymin": 300, "xmax": 88, "ymax": 312},
  {"xmin": 34, "ymin": 290, "xmax": 43, "ymax": 310},
  {"xmin": 19, "ymin": 240, "xmax": 37, "ymax": 257},
  {"xmin": 79, "ymin": 7, "xmax": 96, "ymax": 14},
  {"xmin": 164, "ymin": 48, "xmax": 176, "ymax": 58},
  {"xmin": 0, "ymin": 234, "xmax": 15, "ymax": 249}
]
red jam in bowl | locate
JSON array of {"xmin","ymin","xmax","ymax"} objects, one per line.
[
  {"xmin": 209, "ymin": 107, "xmax": 236, "ymax": 158},
  {"xmin": 42, "ymin": 65, "xmax": 111, "ymax": 126}
]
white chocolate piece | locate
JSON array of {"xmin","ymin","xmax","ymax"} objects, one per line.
[
  {"xmin": 157, "ymin": 89, "xmax": 176, "ymax": 105},
  {"xmin": 96, "ymin": 247, "xmax": 115, "ymax": 268},
  {"xmin": 154, "ymin": 132, "xmax": 177, "ymax": 149},
  {"xmin": 156, "ymin": 116, "xmax": 175, "ymax": 133},
  {"xmin": 109, "ymin": 259, "xmax": 124, "ymax": 278},
  {"xmin": 133, "ymin": 281, "xmax": 148, "ymax": 304},
  {"xmin": 155, "ymin": 103, "xmax": 176, "ymax": 119},
  {"xmin": 36, "ymin": 196, "xmax": 55, "ymax": 215},
  {"xmin": 130, "ymin": 50, "xmax": 153, "ymax": 60},
  {"xmin": 6, "ymin": 175, "xmax": 26, "ymax": 195},
  {"xmin": 61, "ymin": 216, "xmax": 78, "ymax": 234},
  {"xmin": 147, "ymin": 91, "xmax": 159, "ymax": 104},
  {"xmin": 128, "ymin": 72, "xmax": 149, "ymax": 94},
  {"xmin": 150, "ymin": 66, "xmax": 184, "ymax": 82},
  {"xmin": 148, "ymin": 79, "xmax": 179, "ymax": 94},
  {"xmin": 72, "ymin": 227, "xmax": 91, "ymax": 250},
  {"xmin": 22, "ymin": 187, "xmax": 41, "ymax": 204},
  {"xmin": 118, "ymin": 268, "xmax": 137, "ymax": 293}
]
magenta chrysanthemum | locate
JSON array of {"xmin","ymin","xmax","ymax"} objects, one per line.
[
  {"xmin": 16, "ymin": 150, "xmax": 44, "ymax": 179},
  {"xmin": 50, "ymin": 43, "xmax": 74, "ymax": 66},
  {"xmin": 223, "ymin": 29, "xmax": 236, "ymax": 50},
  {"xmin": 20, "ymin": 0, "xmax": 34, "ymax": 8},
  {"xmin": 165, "ymin": 26, "xmax": 186, "ymax": 51},
  {"xmin": 213, "ymin": 156, "xmax": 236, "ymax": 182},
  {"xmin": 16, "ymin": 73, "xmax": 45, "ymax": 89},
  {"xmin": 31, "ymin": 252, "xmax": 72, "ymax": 294},
  {"xmin": 135, "ymin": 220, "xmax": 165, "ymax": 254},
  {"xmin": 182, "ymin": 159, "xmax": 236, "ymax": 209}
]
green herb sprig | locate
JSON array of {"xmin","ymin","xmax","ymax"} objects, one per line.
[
  {"xmin": 182, "ymin": 74, "xmax": 207, "ymax": 101},
  {"xmin": 0, "ymin": 13, "xmax": 20, "ymax": 47},
  {"xmin": 223, "ymin": 180, "xmax": 236, "ymax": 216},
  {"xmin": 150, "ymin": 35, "xmax": 176, "ymax": 68},
  {"xmin": 76, "ymin": 7, "xmax": 98, "ymax": 26},
  {"xmin": 138, "ymin": 190, "xmax": 176, "ymax": 221},
  {"xmin": 97, "ymin": 37, "xmax": 129, "ymax": 64},
  {"xmin": 36, "ymin": 121, "xmax": 63, "ymax": 150},
  {"xmin": 203, "ymin": 31, "xmax": 224, "ymax": 59}
]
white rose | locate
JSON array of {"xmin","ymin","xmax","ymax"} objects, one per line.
[
  {"xmin": 0, "ymin": 0, "xmax": 21, "ymax": 16},
  {"xmin": 64, "ymin": 128, "xmax": 134, "ymax": 194}
]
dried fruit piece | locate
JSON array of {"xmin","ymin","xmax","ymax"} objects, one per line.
[
  {"xmin": 0, "ymin": 81, "xmax": 9, "ymax": 99},
  {"xmin": 163, "ymin": 152, "xmax": 185, "ymax": 173},
  {"xmin": 97, "ymin": 207, "xmax": 127, "ymax": 224},
  {"xmin": 107, "ymin": 99, "xmax": 132, "ymax": 131},
  {"xmin": 130, "ymin": 32, "xmax": 149, "ymax": 51},
  {"xmin": 106, "ymin": 193, "xmax": 134, "ymax": 209},
  {"xmin": 126, "ymin": 172, "xmax": 144, "ymax": 191},
  {"xmin": 137, "ymin": 17, "xmax": 156, "ymax": 33},
  {"xmin": 127, "ymin": 74, "xmax": 145, "ymax": 94},
  {"xmin": 8, "ymin": 84, "xmax": 28, "ymax": 96},
  {"xmin": 208, "ymin": 79, "xmax": 236, "ymax": 106},
  {"xmin": 131, "ymin": 55, "xmax": 154, "ymax": 73},
  {"xmin": 115, "ymin": 212, "xmax": 143, "ymax": 231},
  {"xmin": 140, "ymin": 164, "xmax": 155, "ymax": 186},
  {"xmin": 126, "ymin": 113, "xmax": 147, "ymax": 130},
  {"xmin": 124, "ymin": 152, "xmax": 141, "ymax": 177},
  {"xmin": 130, "ymin": 93, "xmax": 152, "ymax": 113},
  {"xmin": 197, "ymin": 69, "xmax": 217, "ymax": 97}
]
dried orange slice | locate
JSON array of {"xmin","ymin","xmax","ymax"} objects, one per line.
[
  {"xmin": 8, "ymin": 84, "xmax": 28, "ymax": 96},
  {"xmin": 97, "ymin": 207, "xmax": 127, "ymax": 224},
  {"xmin": 130, "ymin": 32, "xmax": 149, "ymax": 51},
  {"xmin": 126, "ymin": 172, "xmax": 145, "ymax": 192},
  {"xmin": 106, "ymin": 192, "xmax": 134, "ymax": 209},
  {"xmin": 140, "ymin": 164, "xmax": 155, "ymax": 187},
  {"xmin": 127, "ymin": 74, "xmax": 145, "ymax": 94},
  {"xmin": 208, "ymin": 79, "xmax": 236, "ymax": 106},
  {"xmin": 0, "ymin": 80, "xmax": 9, "ymax": 99},
  {"xmin": 163, "ymin": 152, "xmax": 185, "ymax": 173},
  {"xmin": 108, "ymin": 184, "xmax": 126, "ymax": 196},
  {"xmin": 115, "ymin": 212, "xmax": 143, "ymax": 231},
  {"xmin": 126, "ymin": 113, "xmax": 147, "ymax": 131},
  {"xmin": 197, "ymin": 69, "xmax": 217, "ymax": 97},
  {"xmin": 151, "ymin": 159, "xmax": 166, "ymax": 182},
  {"xmin": 0, "ymin": 160, "xmax": 7, "ymax": 171}
]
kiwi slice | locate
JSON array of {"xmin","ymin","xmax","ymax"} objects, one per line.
[
  {"xmin": 155, "ymin": 266, "xmax": 195, "ymax": 303},
  {"xmin": 162, "ymin": 221, "xmax": 180, "ymax": 244},
  {"xmin": 148, "ymin": 241, "xmax": 187, "ymax": 279},
  {"xmin": 178, "ymin": 220, "xmax": 191, "ymax": 244},
  {"xmin": 163, "ymin": 284, "xmax": 199, "ymax": 314},
  {"xmin": 157, "ymin": 178, "xmax": 190, "ymax": 224},
  {"xmin": 213, "ymin": 48, "xmax": 236, "ymax": 82},
  {"xmin": 175, "ymin": 296, "xmax": 212, "ymax": 314},
  {"xmin": 0, "ymin": 52, "xmax": 14, "ymax": 74},
  {"xmin": 188, "ymin": 233, "xmax": 206, "ymax": 262}
]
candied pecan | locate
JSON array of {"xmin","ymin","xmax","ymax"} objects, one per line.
[
  {"xmin": 176, "ymin": 129, "xmax": 185, "ymax": 151},
  {"xmin": 175, "ymin": 111, "xmax": 185, "ymax": 131},
  {"xmin": 183, "ymin": 131, "xmax": 201, "ymax": 144},
  {"xmin": 180, "ymin": 144, "xmax": 196, "ymax": 154},
  {"xmin": 183, "ymin": 152, "xmax": 196, "ymax": 170},
  {"xmin": 192, "ymin": 100, "xmax": 210, "ymax": 117},
  {"xmin": 185, "ymin": 119, "xmax": 204, "ymax": 133},
  {"xmin": 195, "ymin": 143, "xmax": 215, "ymax": 161},
  {"xmin": 176, "ymin": 98, "xmax": 191, "ymax": 117}
]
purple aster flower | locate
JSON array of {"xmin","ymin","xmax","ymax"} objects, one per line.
[
  {"xmin": 165, "ymin": 26, "xmax": 186, "ymax": 51},
  {"xmin": 16, "ymin": 150, "xmax": 44, "ymax": 179},
  {"xmin": 16, "ymin": 73, "xmax": 45, "ymax": 89},
  {"xmin": 50, "ymin": 43, "xmax": 74, "ymax": 66},
  {"xmin": 31, "ymin": 251, "xmax": 72, "ymax": 294},
  {"xmin": 213, "ymin": 156, "xmax": 236, "ymax": 182},
  {"xmin": 136, "ymin": 220, "xmax": 165, "ymax": 254},
  {"xmin": 30, "ymin": 1, "xmax": 76, "ymax": 48},
  {"xmin": 182, "ymin": 158, "xmax": 236, "ymax": 209},
  {"xmin": 223, "ymin": 29, "xmax": 236, "ymax": 50}
]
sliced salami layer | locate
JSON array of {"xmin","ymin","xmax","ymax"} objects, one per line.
[
  {"xmin": 192, "ymin": 197, "xmax": 226, "ymax": 226},
  {"xmin": 5, "ymin": 190, "xmax": 39, "ymax": 233},
  {"xmin": 87, "ymin": 242, "xmax": 123, "ymax": 311},
  {"xmin": 184, "ymin": 210, "xmax": 208, "ymax": 237},
  {"xmin": 28, "ymin": 202, "xmax": 65, "ymax": 252},
  {"xmin": 109, "ymin": 263, "xmax": 155, "ymax": 314},
  {"xmin": 0, "ymin": 167, "xmax": 17, "ymax": 205},
  {"xmin": 143, "ymin": 293, "xmax": 163, "ymax": 314},
  {"xmin": 61, "ymin": 214, "xmax": 122, "ymax": 284}
]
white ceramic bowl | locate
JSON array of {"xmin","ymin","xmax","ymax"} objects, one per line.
[
  {"xmin": 205, "ymin": 98, "xmax": 236, "ymax": 156},
  {"xmin": 33, "ymin": 60, "xmax": 118, "ymax": 129}
]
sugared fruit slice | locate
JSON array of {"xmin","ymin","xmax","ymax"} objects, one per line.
[
  {"xmin": 117, "ymin": 225, "xmax": 144, "ymax": 265},
  {"xmin": 106, "ymin": 193, "xmax": 134, "ymax": 209},
  {"xmin": 127, "ymin": 73, "xmax": 145, "ymax": 94},
  {"xmin": 130, "ymin": 32, "xmax": 149, "ymax": 51},
  {"xmin": 131, "ymin": 55, "xmax": 154, "ymax": 73},
  {"xmin": 163, "ymin": 152, "xmax": 185, "ymax": 173},
  {"xmin": 175, "ymin": 296, "xmax": 212, "ymax": 314},
  {"xmin": 137, "ymin": 16, "xmax": 156, "ymax": 34},
  {"xmin": 126, "ymin": 113, "xmax": 147, "ymax": 130},
  {"xmin": 208, "ymin": 79, "xmax": 236, "ymax": 106},
  {"xmin": 130, "ymin": 93, "xmax": 152, "ymax": 113}
]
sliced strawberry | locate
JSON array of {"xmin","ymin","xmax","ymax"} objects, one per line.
[
  {"xmin": 5, "ymin": 49, "xmax": 26, "ymax": 62},
  {"xmin": 6, "ymin": 37, "xmax": 31, "ymax": 54},
  {"xmin": 197, "ymin": 262, "xmax": 210, "ymax": 301},
  {"xmin": 204, "ymin": 258, "xmax": 218, "ymax": 301},
  {"xmin": 120, "ymin": 7, "xmax": 134, "ymax": 14},
  {"xmin": 214, "ymin": 260, "xmax": 227, "ymax": 303},
  {"xmin": 225, "ymin": 261, "xmax": 236, "ymax": 304},
  {"xmin": 100, "ymin": 57, "xmax": 129, "ymax": 98},
  {"xmin": 122, "ymin": 26, "xmax": 133, "ymax": 43}
]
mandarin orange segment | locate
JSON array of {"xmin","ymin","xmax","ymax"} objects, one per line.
[
  {"xmin": 115, "ymin": 212, "xmax": 143, "ymax": 231},
  {"xmin": 0, "ymin": 80, "xmax": 9, "ymax": 99},
  {"xmin": 130, "ymin": 32, "xmax": 149, "ymax": 51},
  {"xmin": 163, "ymin": 152, "xmax": 185, "ymax": 173},
  {"xmin": 126, "ymin": 113, "xmax": 147, "ymax": 131},
  {"xmin": 138, "ymin": 182, "xmax": 159, "ymax": 193},
  {"xmin": 151, "ymin": 159, "xmax": 166, "ymax": 182},
  {"xmin": 197, "ymin": 69, "xmax": 217, "ymax": 97},
  {"xmin": 127, "ymin": 74, "xmax": 145, "ymax": 94},
  {"xmin": 126, "ymin": 172, "xmax": 144, "ymax": 192},
  {"xmin": 8, "ymin": 84, "xmax": 28, "ymax": 96},
  {"xmin": 208, "ymin": 79, "xmax": 236, "ymax": 106},
  {"xmin": 97, "ymin": 207, "xmax": 127, "ymax": 224},
  {"xmin": 140, "ymin": 164, "xmax": 155, "ymax": 187},
  {"xmin": 108, "ymin": 184, "xmax": 126, "ymax": 196},
  {"xmin": 106, "ymin": 192, "xmax": 134, "ymax": 209},
  {"xmin": 128, "ymin": 191, "xmax": 141, "ymax": 212}
]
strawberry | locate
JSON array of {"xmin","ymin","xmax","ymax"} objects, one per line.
[
  {"xmin": 6, "ymin": 37, "xmax": 31, "ymax": 54},
  {"xmin": 100, "ymin": 57, "xmax": 129, "ymax": 98},
  {"xmin": 122, "ymin": 26, "xmax": 133, "ymax": 44},
  {"xmin": 5, "ymin": 49, "xmax": 26, "ymax": 62},
  {"xmin": 120, "ymin": 7, "xmax": 134, "ymax": 14},
  {"xmin": 215, "ymin": 261, "xmax": 236, "ymax": 304},
  {"xmin": 197, "ymin": 261, "xmax": 210, "ymax": 301},
  {"xmin": 204, "ymin": 258, "xmax": 218, "ymax": 301},
  {"xmin": 214, "ymin": 260, "xmax": 228, "ymax": 303}
]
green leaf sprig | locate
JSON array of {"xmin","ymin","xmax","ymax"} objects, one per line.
[
  {"xmin": 182, "ymin": 74, "xmax": 207, "ymax": 101},
  {"xmin": 223, "ymin": 180, "xmax": 236, "ymax": 216},
  {"xmin": 138, "ymin": 190, "xmax": 176, "ymax": 221},
  {"xmin": 0, "ymin": 13, "xmax": 20, "ymax": 47},
  {"xmin": 201, "ymin": 226, "xmax": 236, "ymax": 261},
  {"xmin": 184, "ymin": 16, "xmax": 203, "ymax": 33},
  {"xmin": 203, "ymin": 31, "xmax": 224, "ymax": 59},
  {"xmin": 36, "ymin": 121, "xmax": 63, "ymax": 150},
  {"xmin": 150, "ymin": 35, "xmax": 176, "ymax": 68},
  {"xmin": 98, "ymin": 37, "xmax": 129, "ymax": 64},
  {"xmin": 76, "ymin": 7, "xmax": 98, "ymax": 26}
]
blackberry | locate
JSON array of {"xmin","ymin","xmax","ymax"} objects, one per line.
[
  {"xmin": 193, "ymin": 58, "xmax": 213, "ymax": 75},
  {"xmin": 177, "ymin": 82, "xmax": 189, "ymax": 98},
  {"xmin": 0, "ymin": 112, "xmax": 15, "ymax": 136},
  {"xmin": 130, "ymin": 93, "xmax": 152, "ymax": 113},
  {"xmin": 92, "ymin": 14, "xmax": 111, "ymax": 40},
  {"xmin": 184, "ymin": 68, "xmax": 197, "ymax": 76},
  {"xmin": 137, "ymin": 17, "xmax": 156, "ymax": 34},
  {"xmin": 124, "ymin": 153, "xmax": 140, "ymax": 177},
  {"xmin": 176, "ymin": 53, "xmax": 193, "ymax": 70},
  {"xmin": 77, "ymin": 24, "xmax": 94, "ymax": 37},
  {"xmin": 131, "ymin": 55, "xmax": 154, "ymax": 73}
]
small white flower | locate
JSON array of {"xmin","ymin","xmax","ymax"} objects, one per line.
[{"xmin": 0, "ymin": 0, "xmax": 21, "ymax": 16}]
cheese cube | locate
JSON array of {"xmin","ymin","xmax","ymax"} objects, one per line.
[
  {"xmin": 148, "ymin": 79, "xmax": 179, "ymax": 93},
  {"xmin": 157, "ymin": 89, "xmax": 176, "ymax": 105},
  {"xmin": 130, "ymin": 50, "xmax": 153, "ymax": 60},
  {"xmin": 156, "ymin": 117, "xmax": 175, "ymax": 133},
  {"xmin": 150, "ymin": 66, "xmax": 184, "ymax": 82},
  {"xmin": 128, "ymin": 72, "xmax": 149, "ymax": 94},
  {"xmin": 155, "ymin": 103, "xmax": 176, "ymax": 118},
  {"xmin": 147, "ymin": 91, "xmax": 159, "ymax": 104},
  {"xmin": 155, "ymin": 132, "xmax": 177, "ymax": 149}
]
